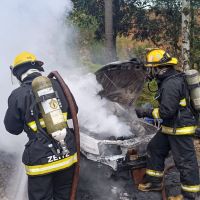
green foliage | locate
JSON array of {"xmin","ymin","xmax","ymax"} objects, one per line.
[
  {"xmin": 69, "ymin": 10, "xmax": 99, "ymax": 46},
  {"xmin": 69, "ymin": 11, "xmax": 98, "ymax": 31},
  {"xmin": 136, "ymin": 80, "xmax": 158, "ymax": 107},
  {"xmin": 116, "ymin": 36, "xmax": 133, "ymax": 60},
  {"xmin": 82, "ymin": 60, "xmax": 101, "ymax": 72},
  {"xmin": 69, "ymin": 0, "xmax": 200, "ymax": 69},
  {"xmin": 133, "ymin": 0, "xmax": 200, "ymax": 68},
  {"xmin": 116, "ymin": 36, "xmax": 151, "ymax": 60},
  {"xmin": 69, "ymin": 8, "xmax": 103, "ymax": 64},
  {"xmin": 70, "ymin": 0, "xmax": 150, "ymax": 41},
  {"xmin": 131, "ymin": 44, "xmax": 150, "ymax": 60},
  {"xmin": 112, "ymin": 0, "xmax": 140, "ymax": 38},
  {"xmin": 90, "ymin": 41, "xmax": 107, "ymax": 64},
  {"xmin": 70, "ymin": 0, "xmax": 104, "ymax": 40},
  {"xmin": 134, "ymin": 0, "xmax": 182, "ymax": 56}
]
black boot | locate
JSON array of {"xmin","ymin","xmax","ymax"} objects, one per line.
[
  {"xmin": 182, "ymin": 191, "xmax": 199, "ymax": 200},
  {"xmin": 138, "ymin": 176, "xmax": 163, "ymax": 192},
  {"xmin": 168, "ymin": 195, "xmax": 183, "ymax": 200}
]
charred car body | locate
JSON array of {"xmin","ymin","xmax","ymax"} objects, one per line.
[{"xmin": 78, "ymin": 59, "xmax": 158, "ymax": 200}]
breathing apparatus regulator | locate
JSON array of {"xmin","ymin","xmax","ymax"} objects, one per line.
[{"xmin": 32, "ymin": 76, "xmax": 70, "ymax": 156}]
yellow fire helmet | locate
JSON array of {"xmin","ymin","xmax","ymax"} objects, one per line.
[
  {"xmin": 12, "ymin": 51, "xmax": 43, "ymax": 69},
  {"xmin": 145, "ymin": 49, "xmax": 178, "ymax": 67}
]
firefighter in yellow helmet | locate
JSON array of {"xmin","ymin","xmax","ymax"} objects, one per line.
[
  {"xmin": 135, "ymin": 49, "xmax": 200, "ymax": 200},
  {"xmin": 4, "ymin": 52, "xmax": 78, "ymax": 200}
]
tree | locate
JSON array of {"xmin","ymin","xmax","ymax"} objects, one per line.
[
  {"xmin": 190, "ymin": 0, "xmax": 200, "ymax": 69},
  {"xmin": 70, "ymin": 0, "xmax": 149, "ymax": 61},
  {"xmin": 69, "ymin": 0, "xmax": 200, "ymax": 67},
  {"xmin": 133, "ymin": 0, "xmax": 200, "ymax": 69},
  {"xmin": 104, "ymin": 0, "xmax": 116, "ymax": 62},
  {"xmin": 133, "ymin": 0, "xmax": 182, "ymax": 56},
  {"xmin": 182, "ymin": 0, "xmax": 191, "ymax": 71},
  {"xmin": 70, "ymin": 0, "xmax": 105, "ymax": 40}
]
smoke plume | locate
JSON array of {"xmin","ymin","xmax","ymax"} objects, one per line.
[
  {"xmin": 0, "ymin": 1, "xmax": 74, "ymax": 199},
  {"xmin": 0, "ymin": 1, "xmax": 136, "ymax": 199},
  {"xmin": 0, "ymin": 0, "xmax": 132, "ymax": 153},
  {"xmin": 0, "ymin": 0, "xmax": 74, "ymax": 151}
]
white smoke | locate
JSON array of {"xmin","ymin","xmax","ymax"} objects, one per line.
[
  {"xmin": 0, "ymin": 1, "xmax": 75, "ymax": 199},
  {"xmin": 66, "ymin": 72, "xmax": 132, "ymax": 136},
  {"xmin": 0, "ymin": 0, "xmax": 133, "ymax": 199},
  {"xmin": 0, "ymin": 0, "xmax": 132, "ymax": 154},
  {"xmin": 0, "ymin": 0, "xmax": 74, "ymax": 152}
]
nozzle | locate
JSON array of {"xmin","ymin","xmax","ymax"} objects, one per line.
[{"xmin": 51, "ymin": 129, "xmax": 70, "ymax": 156}]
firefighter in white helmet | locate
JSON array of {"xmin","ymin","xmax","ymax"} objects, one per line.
[
  {"xmin": 4, "ymin": 52, "xmax": 78, "ymax": 200},
  {"xmin": 135, "ymin": 49, "xmax": 200, "ymax": 200}
]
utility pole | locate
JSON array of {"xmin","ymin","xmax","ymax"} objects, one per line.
[
  {"xmin": 104, "ymin": 0, "xmax": 117, "ymax": 63},
  {"xmin": 182, "ymin": 0, "xmax": 191, "ymax": 71}
]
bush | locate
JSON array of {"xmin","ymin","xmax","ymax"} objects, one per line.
[{"xmin": 136, "ymin": 80, "xmax": 159, "ymax": 107}]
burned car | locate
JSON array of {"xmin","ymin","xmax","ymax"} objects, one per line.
[{"xmin": 77, "ymin": 59, "xmax": 158, "ymax": 200}]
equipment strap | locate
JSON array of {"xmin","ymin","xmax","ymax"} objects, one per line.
[
  {"xmin": 37, "ymin": 93, "xmax": 56, "ymax": 103},
  {"xmin": 29, "ymin": 90, "xmax": 61, "ymax": 156}
]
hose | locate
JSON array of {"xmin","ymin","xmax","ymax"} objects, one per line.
[
  {"xmin": 147, "ymin": 81, "xmax": 158, "ymax": 93},
  {"xmin": 48, "ymin": 71, "xmax": 80, "ymax": 200}
]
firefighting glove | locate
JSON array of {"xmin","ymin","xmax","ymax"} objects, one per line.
[{"xmin": 135, "ymin": 107, "xmax": 153, "ymax": 118}]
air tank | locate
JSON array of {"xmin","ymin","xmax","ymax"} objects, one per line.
[
  {"xmin": 32, "ymin": 76, "xmax": 69, "ymax": 155},
  {"xmin": 185, "ymin": 69, "xmax": 200, "ymax": 112},
  {"xmin": 32, "ymin": 76, "xmax": 67, "ymax": 133}
]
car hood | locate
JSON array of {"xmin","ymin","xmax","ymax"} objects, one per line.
[{"xmin": 95, "ymin": 59, "xmax": 146, "ymax": 106}]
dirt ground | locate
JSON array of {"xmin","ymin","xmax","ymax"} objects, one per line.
[
  {"xmin": 0, "ymin": 140, "xmax": 200, "ymax": 200},
  {"xmin": 0, "ymin": 152, "xmax": 17, "ymax": 200}
]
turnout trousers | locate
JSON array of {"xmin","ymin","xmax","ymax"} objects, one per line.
[
  {"xmin": 28, "ymin": 165, "xmax": 75, "ymax": 200},
  {"xmin": 145, "ymin": 131, "xmax": 200, "ymax": 199}
]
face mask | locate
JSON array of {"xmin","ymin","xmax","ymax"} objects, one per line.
[
  {"xmin": 146, "ymin": 67, "xmax": 158, "ymax": 81},
  {"xmin": 146, "ymin": 67, "xmax": 169, "ymax": 81},
  {"xmin": 157, "ymin": 67, "xmax": 168, "ymax": 76}
]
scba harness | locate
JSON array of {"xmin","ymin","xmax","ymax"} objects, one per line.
[{"xmin": 23, "ymin": 76, "xmax": 77, "ymax": 176}]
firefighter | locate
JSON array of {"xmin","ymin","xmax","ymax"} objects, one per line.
[
  {"xmin": 135, "ymin": 49, "xmax": 200, "ymax": 200},
  {"xmin": 4, "ymin": 52, "xmax": 78, "ymax": 200}
]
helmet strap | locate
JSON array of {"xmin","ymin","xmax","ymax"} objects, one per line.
[
  {"xmin": 10, "ymin": 70, "xmax": 14, "ymax": 85},
  {"xmin": 10, "ymin": 66, "xmax": 14, "ymax": 85}
]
